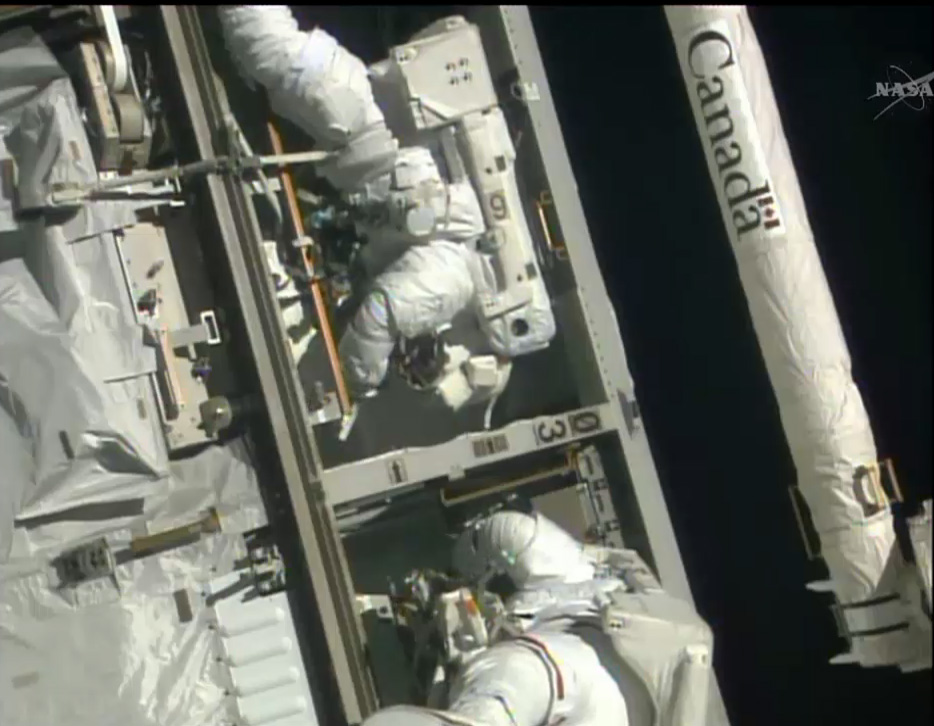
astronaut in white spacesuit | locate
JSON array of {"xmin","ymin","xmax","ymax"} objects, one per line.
[
  {"xmin": 218, "ymin": 6, "xmax": 556, "ymax": 414},
  {"xmin": 359, "ymin": 509, "xmax": 714, "ymax": 726}
]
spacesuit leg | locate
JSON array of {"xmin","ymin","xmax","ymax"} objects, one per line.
[{"xmin": 218, "ymin": 5, "xmax": 398, "ymax": 190}]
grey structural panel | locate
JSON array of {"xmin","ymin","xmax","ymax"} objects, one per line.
[
  {"xmin": 158, "ymin": 7, "xmax": 378, "ymax": 723},
  {"xmin": 324, "ymin": 404, "xmax": 615, "ymax": 507},
  {"xmin": 491, "ymin": 4, "xmax": 692, "ymax": 603},
  {"xmin": 492, "ymin": 7, "xmax": 731, "ymax": 724}
]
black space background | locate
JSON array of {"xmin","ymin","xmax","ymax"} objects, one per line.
[{"xmin": 529, "ymin": 6, "xmax": 931, "ymax": 726}]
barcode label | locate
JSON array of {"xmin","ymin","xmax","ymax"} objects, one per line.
[{"xmin": 472, "ymin": 434, "xmax": 509, "ymax": 459}]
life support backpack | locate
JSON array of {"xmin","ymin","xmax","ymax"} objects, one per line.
[
  {"xmin": 585, "ymin": 546, "xmax": 714, "ymax": 726},
  {"xmin": 499, "ymin": 545, "xmax": 715, "ymax": 726}
]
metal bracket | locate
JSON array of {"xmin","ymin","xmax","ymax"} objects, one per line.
[
  {"xmin": 200, "ymin": 310, "xmax": 222, "ymax": 345},
  {"xmin": 617, "ymin": 390, "xmax": 641, "ymax": 436},
  {"xmin": 791, "ymin": 459, "xmax": 904, "ymax": 563},
  {"xmin": 168, "ymin": 310, "xmax": 221, "ymax": 352},
  {"xmin": 574, "ymin": 445, "xmax": 624, "ymax": 548},
  {"xmin": 511, "ymin": 80, "xmax": 541, "ymax": 103},
  {"xmin": 440, "ymin": 455, "xmax": 574, "ymax": 507},
  {"xmin": 535, "ymin": 189, "xmax": 568, "ymax": 262},
  {"xmin": 306, "ymin": 384, "xmax": 343, "ymax": 428},
  {"xmin": 248, "ymin": 542, "xmax": 287, "ymax": 597},
  {"xmin": 92, "ymin": 5, "xmax": 129, "ymax": 92},
  {"xmin": 356, "ymin": 594, "xmax": 395, "ymax": 622},
  {"xmin": 53, "ymin": 537, "xmax": 117, "ymax": 589},
  {"xmin": 130, "ymin": 507, "xmax": 221, "ymax": 557},
  {"xmin": 247, "ymin": 177, "xmax": 283, "ymax": 195},
  {"xmin": 867, "ymin": 458, "xmax": 904, "ymax": 504}
]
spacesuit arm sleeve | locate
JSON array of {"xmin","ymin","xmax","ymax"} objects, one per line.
[
  {"xmin": 447, "ymin": 640, "xmax": 554, "ymax": 726},
  {"xmin": 339, "ymin": 242, "xmax": 477, "ymax": 392}
]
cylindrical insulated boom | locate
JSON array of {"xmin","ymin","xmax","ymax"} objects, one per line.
[{"xmin": 664, "ymin": 5, "xmax": 924, "ymax": 669}]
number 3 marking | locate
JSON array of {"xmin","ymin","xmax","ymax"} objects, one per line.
[{"xmin": 535, "ymin": 418, "xmax": 567, "ymax": 445}]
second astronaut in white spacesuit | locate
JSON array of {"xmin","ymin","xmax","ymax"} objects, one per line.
[
  {"xmin": 359, "ymin": 508, "xmax": 718, "ymax": 726},
  {"xmin": 218, "ymin": 5, "xmax": 555, "ymax": 415},
  {"xmin": 363, "ymin": 509, "xmax": 714, "ymax": 726},
  {"xmin": 359, "ymin": 511, "xmax": 634, "ymax": 726}
]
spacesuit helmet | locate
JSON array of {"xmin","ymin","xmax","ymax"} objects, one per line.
[{"xmin": 452, "ymin": 511, "xmax": 596, "ymax": 591}]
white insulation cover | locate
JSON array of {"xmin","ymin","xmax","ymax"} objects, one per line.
[
  {"xmin": 0, "ymin": 27, "xmax": 171, "ymax": 556},
  {"xmin": 665, "ymin": 6, "xmax": 918, "ymax": 666},
  {"xmin": 0, "ymin": 428, "xmax": 269, "ymax": 726},
  {"xmin": 0, "ymin": 535, "xmax": 242, "ymax": 726},
  {"xmin": 0, "ymin": 27, "xmax": 304, "ymax": 726}
]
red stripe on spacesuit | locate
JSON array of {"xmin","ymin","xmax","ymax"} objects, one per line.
[{"xmin": 513, "ymin": 635, "xmax": 566, "ymax": 700}]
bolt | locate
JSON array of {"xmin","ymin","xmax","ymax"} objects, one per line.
[{"xmin": 146, "ymin": 260, "xmax": 164, "ymax": 279}]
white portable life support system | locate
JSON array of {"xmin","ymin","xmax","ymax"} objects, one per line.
[
  {"xmin": 507, "ymin": 544, "xmax": 715, "ymax": 726},
  {"xmin": 587, "ymin": 544, "xmax": 714, "ymax": 726},
  {"xmin": 595, "ymin": 587, "xmax": 714, "ymax": 726},
  {"xmin": 369, "ymin": 15, "xmax": 557, "ymax": 360},
  {"xmin": 453, "ymin": 508, "xmax": 715, "ymax": 726}
]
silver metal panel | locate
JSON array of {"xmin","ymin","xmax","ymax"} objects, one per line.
[
  {"xmin": 118, "ymin": 217, "xmax": 214, "ymax": 451},
  {"xmin": 323, "ymin": 403, "xmax": 612, "ymax": 507},
  {"xmin": 531, "ymin": 486, "xmax": 593, "ymax": 543},
  {"xmin": 73, "ymin": 41, "xmax": 153, "ymax": 171},
  {"xmin": 575, "ymin": 444, "xmax": 625, "ymax": 548},
  {"xmin": 73, "ymin": 227, "xmax": 168, "ymax": 469}
]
